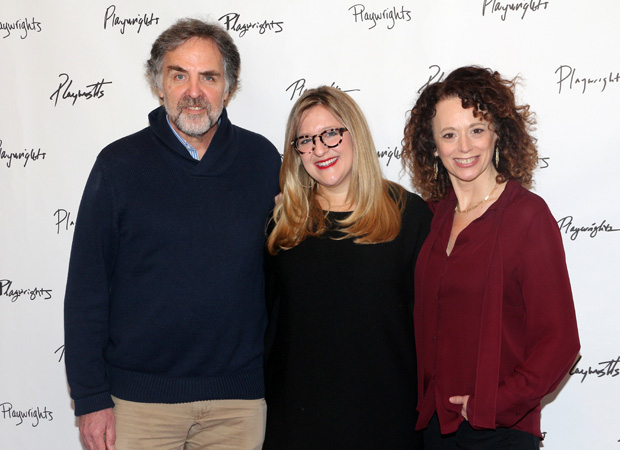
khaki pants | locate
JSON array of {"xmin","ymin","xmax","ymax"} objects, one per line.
[{"xmin": 112, "ymin": 396, "xmax": 266, "ymax": 450}]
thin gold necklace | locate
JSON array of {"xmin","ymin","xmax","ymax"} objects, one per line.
[{"xmin": 455, "ymin": 182, "xmax": 499, "ymax": 214}]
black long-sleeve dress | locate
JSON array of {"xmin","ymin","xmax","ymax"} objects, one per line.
[{"xmin": 264, "ymin": 191, "xmax": 431, "ymax": 449}]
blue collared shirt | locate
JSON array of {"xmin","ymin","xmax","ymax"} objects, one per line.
[{"xmin": 166, "ymin": 115, "xmax": 200, "ymax": 160}]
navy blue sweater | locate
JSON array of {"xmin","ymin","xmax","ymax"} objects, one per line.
[{"xmin": 64, "ymin": 106, "xmax": 281, "ymax": 416}]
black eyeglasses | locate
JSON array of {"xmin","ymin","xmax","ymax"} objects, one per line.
[{"xmin": 292, "ymin": 127, "xmax": 348, "ymax": 154}]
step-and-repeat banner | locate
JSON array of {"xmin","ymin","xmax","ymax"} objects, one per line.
[{"xmin": 1, "ymin": 1, "xmax": 618, "ymax": 448}]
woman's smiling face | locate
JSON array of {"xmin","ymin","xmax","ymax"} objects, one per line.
[
  {"xmin": 432, "ymin": 96, "xmax": 498, "ymax": 187},
  {"xmin": 296, "ymin": 105, "xmax": 353, "ymax": 196}
]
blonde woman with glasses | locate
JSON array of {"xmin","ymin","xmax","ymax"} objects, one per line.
[{"xmin": 263, "ymin": 86, "xmax": 431, "ymax": 449}]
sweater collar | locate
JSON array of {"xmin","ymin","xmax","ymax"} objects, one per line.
[{"xmin": 148, "ymin": 105, "xmax": 239, "ymax": 176}]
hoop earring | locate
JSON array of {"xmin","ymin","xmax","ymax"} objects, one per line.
[{"xmin": 494, "ymin": 144, "xmax": 500, "ymax": 168}]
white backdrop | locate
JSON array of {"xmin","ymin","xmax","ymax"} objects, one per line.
[{"xmin": 1, "ymin": 1, "xmax": 619, "ymax": 448}]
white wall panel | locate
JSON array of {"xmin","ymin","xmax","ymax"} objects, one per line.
[{"xmin": 1, "ymin": 1, "xmax": 618, "ymax": 448}]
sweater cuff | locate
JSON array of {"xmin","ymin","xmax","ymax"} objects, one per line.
[{"xmin": 74, "ymin": 392, "xmax": 115, "ymax": 417}]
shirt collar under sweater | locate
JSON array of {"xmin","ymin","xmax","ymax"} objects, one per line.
[{"xmin": 147, "ymin": 105, "xmax": 240, "ymax": 177}]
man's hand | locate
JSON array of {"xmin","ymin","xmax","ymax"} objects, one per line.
[
  {"xmin": 449, "ymin": 395, "xmax": 471, "ymax": 420},
  {"xmin": 78, "ymin": 408, "xmax": 116, "ymax": 450}
]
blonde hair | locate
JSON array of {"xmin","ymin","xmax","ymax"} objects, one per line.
[{"xmin": 267, "ymin": 86, "xmax": 405, "ymax": 255}]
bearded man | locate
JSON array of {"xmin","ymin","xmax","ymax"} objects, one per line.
[{"xmin": 64, "ymin": 18, "xmax": 281, "ymax": 450}]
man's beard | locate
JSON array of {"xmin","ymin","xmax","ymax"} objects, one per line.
[{"xmin": 165, "ymin": 95, "xmax": 223, "ymax": 138}]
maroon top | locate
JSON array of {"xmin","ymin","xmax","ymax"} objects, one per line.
[{"xmin": 414, "ymin": 180, "xmax": 580, "ymax": 438}]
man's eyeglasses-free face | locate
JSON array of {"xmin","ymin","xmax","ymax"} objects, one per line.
[{"xmin": 292, "ymin": 128, "xmax": 348, "ymax": 154}]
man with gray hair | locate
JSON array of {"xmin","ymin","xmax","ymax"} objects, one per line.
[{"xmin": 64, "ymin": 18, "xmax": 281, "ymax": 449}]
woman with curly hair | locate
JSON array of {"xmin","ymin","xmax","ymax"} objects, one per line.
[
  {"xmin": 263, "ymin": 86, "xmax": 430, "ymax": 449},
  {"xmin": 401, "ymin": 66, "xmax": 580, "ymax": 450}
]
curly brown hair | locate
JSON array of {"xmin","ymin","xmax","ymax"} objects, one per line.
[{"xmin": 402, "ymin": 66, "xmax": 538, "ymax": 201}]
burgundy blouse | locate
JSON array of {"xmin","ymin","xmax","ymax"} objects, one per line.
[{"xmin": 414, "ymin": 180, "xmax": 580, "ymax": 438}]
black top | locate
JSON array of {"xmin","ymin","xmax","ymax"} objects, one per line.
[{"xmin": 264, "ymin": 191, "xmax": 431, "ymax": 449}]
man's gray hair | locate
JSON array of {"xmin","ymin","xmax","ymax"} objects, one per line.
[{"xmin": 145, "ymin": 18, "xmax": 240, "ymax": 97}]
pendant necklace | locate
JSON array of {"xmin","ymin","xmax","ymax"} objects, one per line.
[{"xmin": 455, "ymin": 182, "xmax": 499, "ymax": 214}]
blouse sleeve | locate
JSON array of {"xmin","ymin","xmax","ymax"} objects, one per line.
[{"xmin": 489, "ymin": 202, "xmax": 580, "ymax": 427}]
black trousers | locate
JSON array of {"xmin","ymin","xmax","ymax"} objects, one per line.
[{"xmin": 423, "ymin": 413, "xmax": 540, "ymax": 450}]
